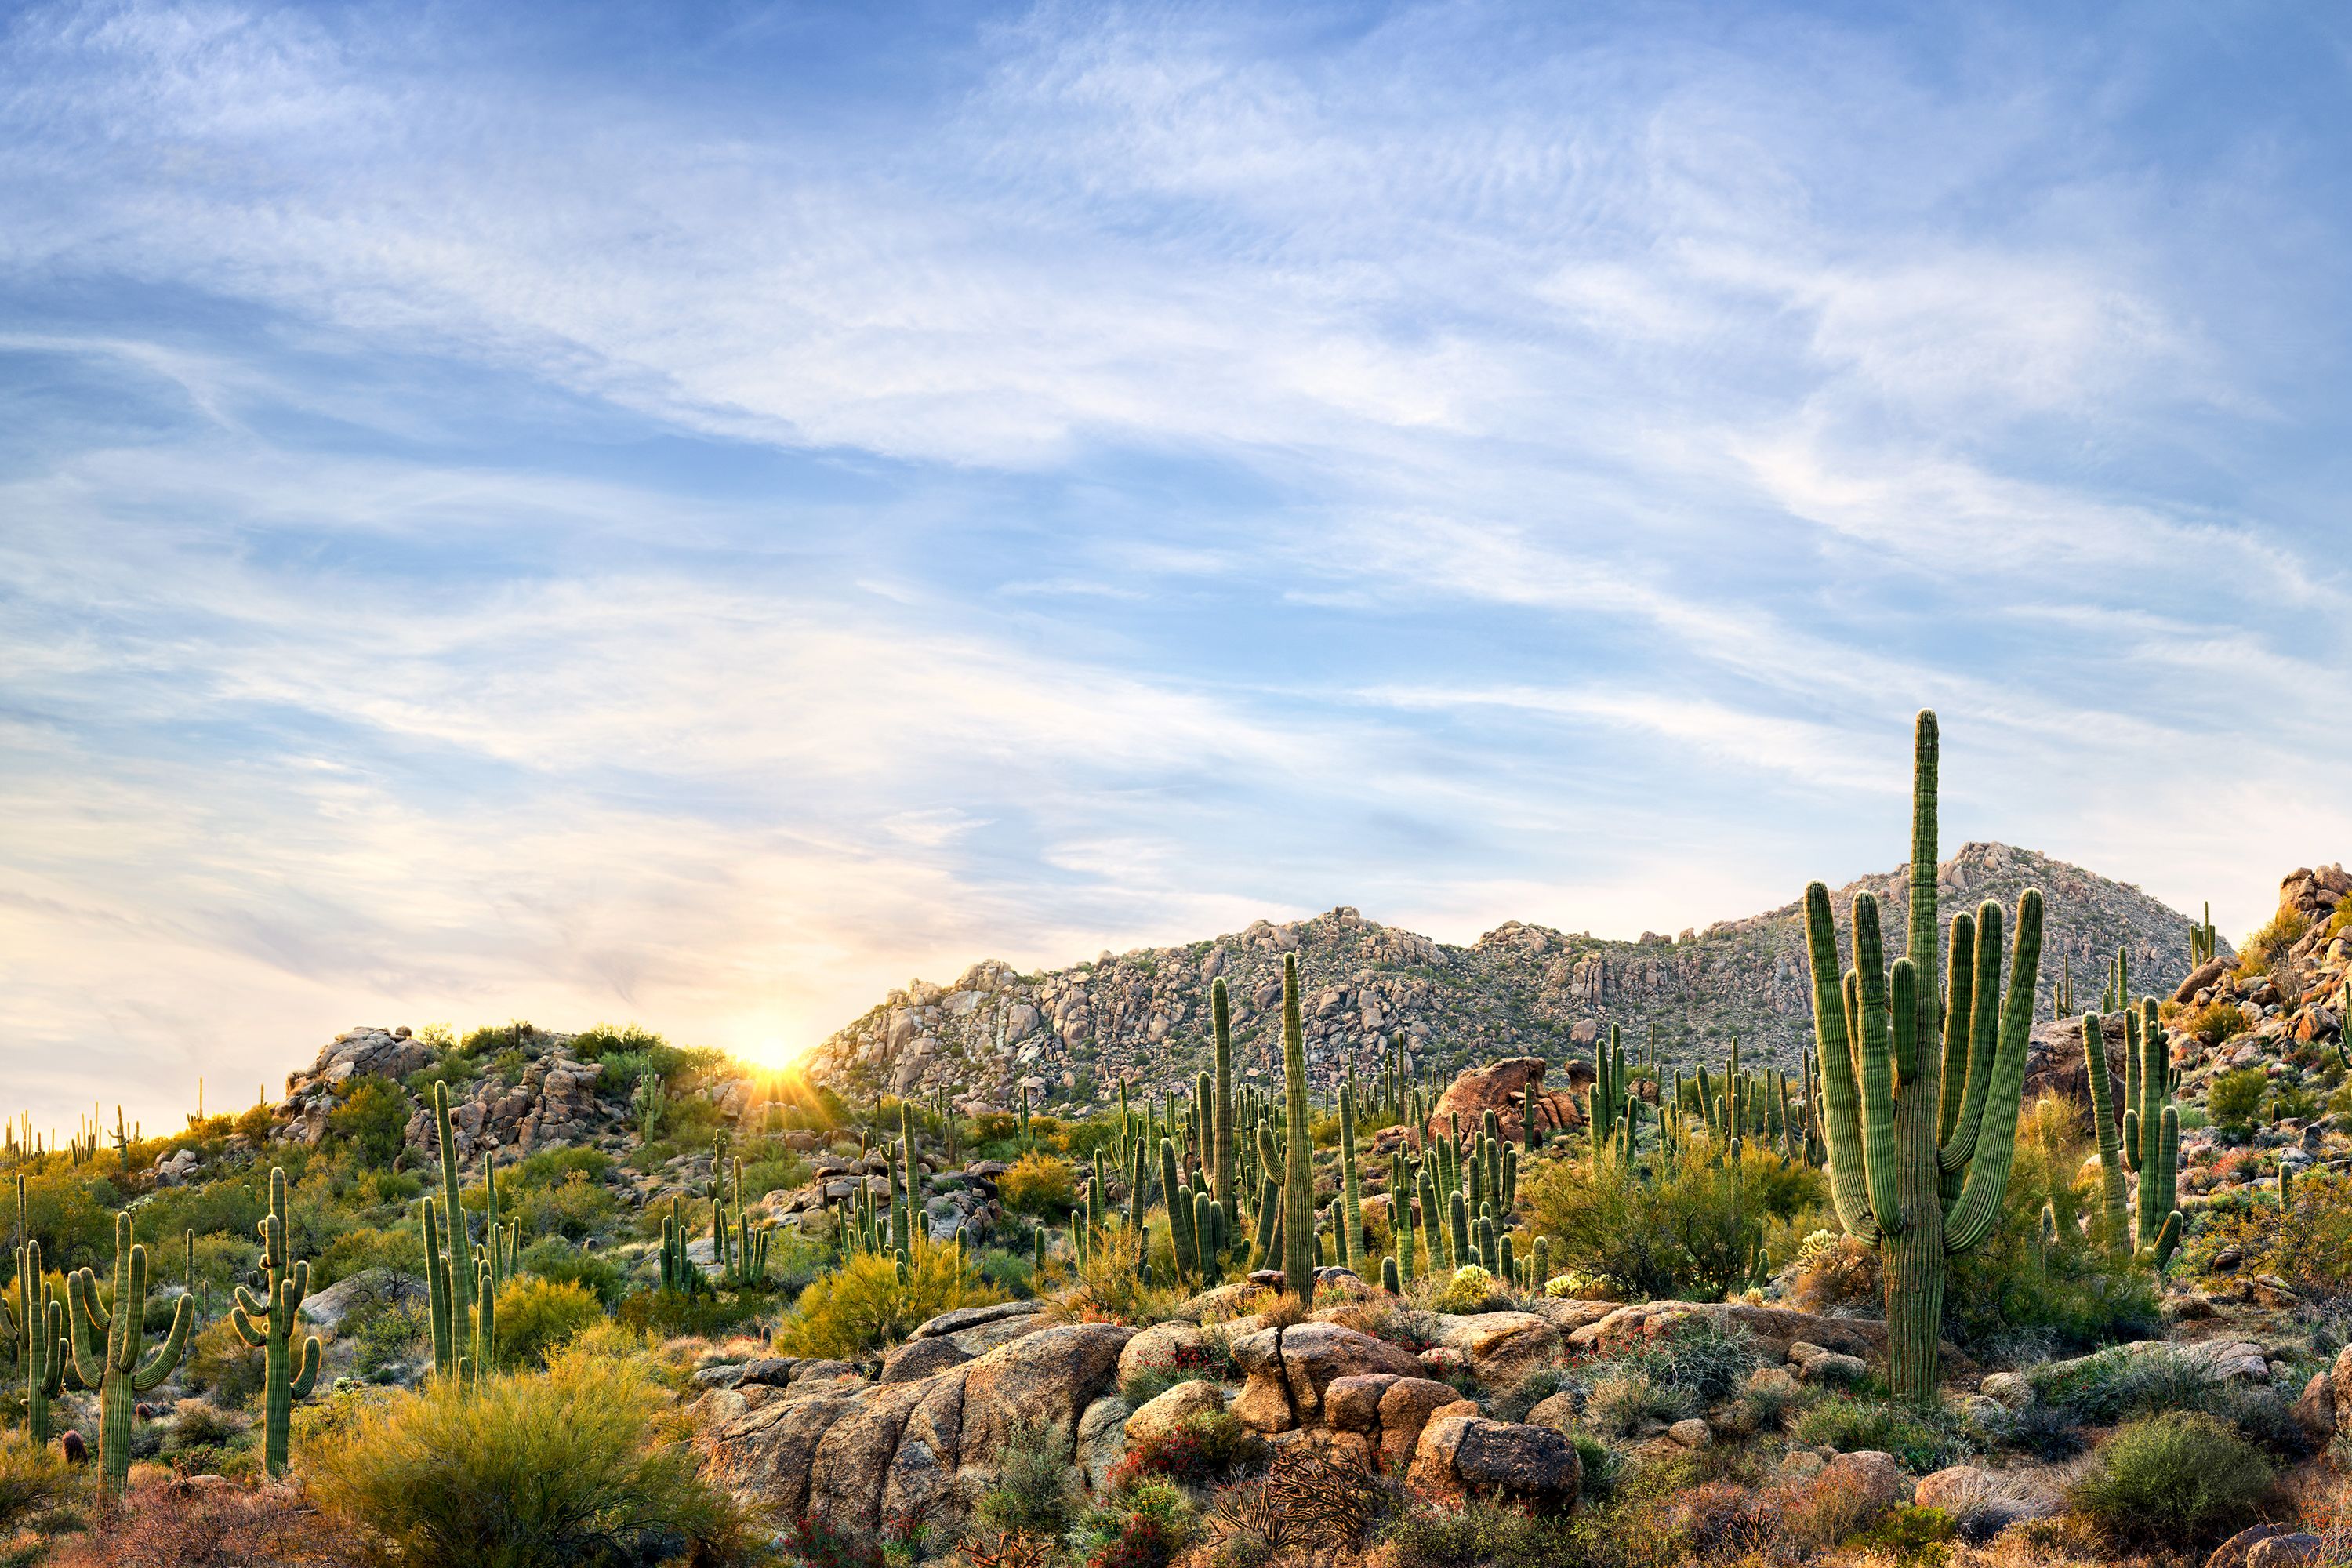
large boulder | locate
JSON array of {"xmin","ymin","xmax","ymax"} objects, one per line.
[
  {"xmin": 1426, "ymin": 1311, "xmax": 1562, "ymax": 1388},
  {"xmin": 1426, "ymin": 1058, "xmax": 1583, "ymax": 1145},
  {"xmin": 1123, "ymin": 1380, "xmax": 1224, "ymax": 1447},
  {"xmin": 1228, "ymin": 1322, "xmax": 1424, "ymax": 1433},
  {"xmin": 698, "ymin": 1322, "xmax": 1134, "ymax": 1532},
  {"xmin": 1567, "ymin": 1301, "xmax": 1973, "ymax": 1381},
  {"xmin": 1407, "ymin": 1415, "xmax": 1580, "ymax": 1511}
]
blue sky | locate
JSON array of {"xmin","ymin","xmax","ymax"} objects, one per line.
[{"xmin": 5, "ymin": 0, "xmax": 2350, "ymax": 1132}]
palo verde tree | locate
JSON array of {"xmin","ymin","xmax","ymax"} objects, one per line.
[{"xmin": 1802, "ymin": 710, "xmax": 2042, "ymax": 1405}]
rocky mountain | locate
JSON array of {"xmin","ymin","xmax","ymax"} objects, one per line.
[{"xmin": 808, "ymin": 841, "xmax": 2225, "ymax": 1116}]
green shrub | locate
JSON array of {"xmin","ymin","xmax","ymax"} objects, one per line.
[
  {"xmin": 2069, "ymin": 1410, "xmax": 2272, "ymax": 1545},
  {"xmin": 1377, "ymin": 1494, "xmax": 1586, "ymax": 1568},
  {"xmin": 1491, "ymin": 1367, "xmax": 1570, "ymax": 1425},
  {"xmin": 2237, "ymin": 909, "xmax": 2309, "ymax": 978},
  {"xmin": 2209, "ymin": 1067, "xmax": 2268, "ymax": 1133},
  {"xmin": 776, "ymin": 1237, "xmax": 1004, "ymax": 1360},
  {"xmin": 519, "ymin": 1236, "xmax": 626, "ymax": 1307},
  {"xmin": 314, "ymin": 1223, "xmax": 427, "ymax": 1290},
  {"xmin": 1074, "ymin": 1473, "xmax": 1196, "ymax": 1568},
  {"xmin": 614, "ymin": 1287, "xmax": 768, "ymax": 1341},
  {"xmin": 495, "ymin": 1276, "xmax": 605, "ymax": 1369},
  {"xmin": 353, "ymin": 1298, "xmax": 430, "ymax": 1382},
  {"xmin": 1791, "ymin": 1394, "xmax": 1972, "ymax": 1472},
  {"xmin": 512, "ymin": 1146, "xmax": 616, "ymax": 1187},
  {"xmin": 1527, "ymin": 1142, "xmax": 1825, "ymax": 1301},
  {"xmin": 1433, "ymin": 1264, "xmax": 1499, "ymax": 1314},
  {"xmin": 306, "ymin": 1342, "xmax": 754, "ymax": 1566},
  {"xmin": 2183, "ymin": 1001, "xmax": 2250, "ymax": 1047},
  {"xmin": 328, "ymin": 1078, "xmax": 412, "ymax": 1165},
  {"xmin": 181, "ymin": 1316, "xmax": 267, "ymax": 1408},
  {"xmin": 1112, "ymin": 1410, "xmax": 1265, "ymax": 1486},
  {"xmin": 514, "ymin": 1173, "xmax": 619, "ymax": 1241},
  {"xmin": 0, "ymin": 1430, "xmax": 78, "ymax": 1533},
  {"xmin": 972, "ymin": 1418, "xmax": 1078, "ymax": 1537}
]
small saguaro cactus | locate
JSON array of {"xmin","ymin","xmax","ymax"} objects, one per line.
[
  {"xmin": 1337, "ymin": 1064, "xmax": 1363, "ymax": 1269},
  {"xmin": 1802, "ymin": 711, "xmax": 2042, "ymax": 1406},
  {"xmin": 230, "ymin": 1167, "xmax": 321, "ymax": 1477},
  {"xmin": 1211, "ymin": 978, "xmax": 1237, "ymax": 1237},
  {"xmin": 430, "ymin": 1080, "xmax": 474, "ymax": 1367},
  {"xmin": 68, "ymin": 1210, "xmax": 194, "ymax": 1496},
  {"xmin": 7, "ymin": 1175, "xmax": 68, "ymax": 1443},
  {"xmin": 1279, "ymin": 953, "xmax": 1316, "ymax": 1305}
]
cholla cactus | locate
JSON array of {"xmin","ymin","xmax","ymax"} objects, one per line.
[
  {"xmin": 230, "ymin": 1167, "xmax": 321, "ymax": 1477},
  {"xmin": 68, "ymin": 1210, "xmax": 194, "ymax": 1496}
]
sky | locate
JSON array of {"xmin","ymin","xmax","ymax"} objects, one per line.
[{"xmin": 5, "ymin": 0, "xmax": 2351, "ymax": 1134}]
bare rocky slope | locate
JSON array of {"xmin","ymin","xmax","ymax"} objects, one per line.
[{"xmin": 808, "ymin": 841, "xmax": 2223, "ymax": 1116}]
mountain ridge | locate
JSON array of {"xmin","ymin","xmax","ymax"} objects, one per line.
[{"xmin": 806, "ymin": 840, "xmax": 2225, "ymax": 1115}]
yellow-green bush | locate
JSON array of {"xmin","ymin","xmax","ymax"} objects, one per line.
[
  {"xmin": 1526, "ymin": 1142, "xmax": 1825, "ymax": 1301},
  {"xmin": 495, "ymin": 1276, "xmax": 604, "ymax": 1368},
  {"xmin": 775, "ymin": 1236, "xmax": 1003, "ymax": 1359},
  {"xmin": 998, "ymin": 1151, "xmax": 1076, "ymax": 1216},
  {"xmin": 304, "ymin": 1344, "xmax": 753, "ymax": 1567},
  {"xmin": 0, "ymin": 1429, "xmax": 78, "ymax": 1534},
  {"xmin": 2069, "ymin": 1410, "xmax": 2272, "ymax": 1546}
]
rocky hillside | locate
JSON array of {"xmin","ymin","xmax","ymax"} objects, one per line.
[{"xmin": 808, "ymin": 842, "xmax": 2222, "ymax": 1116}]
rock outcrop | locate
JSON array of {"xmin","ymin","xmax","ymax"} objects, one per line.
[{"xmin": 805, "ymin": 844, "xmax": 2214, "ymax": 1117}]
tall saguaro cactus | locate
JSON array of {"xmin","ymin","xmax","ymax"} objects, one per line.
[
  {"xmin": 1279, "ymin": 953, "xmax": 1316, "ymax": 1305},
  {"xmin": 230, "ymin": 1167, "xmax": 321, "ymax": 1477},
  {"xmin": 1803, "ymin": 711, "xmax": 2042, "ymax": 1405},
  {"xmin": 1210, "ymin": 977, "xmax": 1236, "ymax": 1245},
  {"xmin": 430, "ymin": 1080, "xmax": 473, "ymax": 1370},
  {"xmin": 6, "ymin": 1176, "xmax": 68, "ymax": 1443},
  {"xmin": 68, "ymin": 1210, "xmax": 194, "ymax": 1496}
]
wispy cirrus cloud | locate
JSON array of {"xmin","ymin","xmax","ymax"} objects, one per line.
[{"xmin": 3, "ymin": 0, "xmax": 2351, "ymax": 1127}]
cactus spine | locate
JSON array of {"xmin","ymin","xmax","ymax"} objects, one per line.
[
  {"xmin": 1803, "ymin": 711, "xmax": 2041, "ymax": 1404},
  {"xmin": 7, "ymin": 1176, "xmax": 67, "ymax": 1443},
  {"xmin": 230, "ymin": 1167, "xmax": 321, "ymax": 1476},
  {"xmin": 1279, "ymin": 953, "xmax": 1315, "ymax": 1304},
  {"xmin": 68, "ymin": 1210, "xmax": 194, "ymax": 1496}
]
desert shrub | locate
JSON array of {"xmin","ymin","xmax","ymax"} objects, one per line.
[
  {"xmin": 1791, "ymin": 1394, "xmax": 1972, "ymax": 1472},
  {"xmin": 1119, "ymin": 1330, "xmax": 1239, "ymax": 1406},
  {"xmin": 1112, "ymin": 1410, "xmax": 1266, "ymax": 1487},
  {"xmin": 567, "ymin": 1022, "xmax": 670, "ymax": 1062},
  {"xmin": 493, "ymin": 1276, "xmax": 604, "ymax": 1368},
  {"xmin": 1377, "ymin": 1494, "xmax": 1586, "ymax": 1568},
  {"xmin": 736, "ymin": 1155, "xmax": 810, "ymax": 1201},
  {"xmin": 2265, "ymin": 1170, "xmax": 2352, "ymax": 1301},
  {"xmin": 306, "ymin": 1342, "xmax": 753, "ymax": 1567},
  {"xmin": 1944, "ymin": 1094, "xmax": 2161, "ymax": 1354},
  {"xmin": 1773, "ymin": 1460, "xmax": 1900, "ymax": 1554},
  {"xmin": 0, "ymin": 1430, "xmax": 78, "ymax": 1534},
  {"xmin": 1846, "ymin": 1502, "xmax": 1955, "ymax": 1560},
  {"xmin": 180, "ymin": 1317, "xmax": 267, "ymax": 1408},
  {"xmin": 2183, "ymin": 1001, "xmax": 2251, "ymax": 1046},
  {"xmin": 511, "ymin": 1146, "xmax": 616, "ymax": 1188},
  {"xmin": 164, "ymin": 1399, "xmax": 246, "ymax": 1454},
  {"xmin": 1584, "ymin": 1370, "xmax": 1689, "ymax": 1436},
  {"xmin": 327, "ymin": 1078, "xmax": 412, "ymax": 1165},
  {"xmin": 1491, "ymin": 1367, "xmax": 1571, "ymax": 1424},
  {"xmin": 614, "ymin": 1285, "xmax": 768, "ymax": 1341},
  {"xmin": 1656, "ymin": 1477, "xmax": 1784, "ymax": 1561},
  {"xmin": 518, "ymin": 1235, "xmax": 626, "ymax": 1306},
  {"xmin": 1044, "ymin": 1223, "xmax": 1188, "ymax": 1328},
  {"xmin": 352, "ymin": 1298, "xmax": 430, "ymax": 1381},
  {"xmin": 2209, "ymin": 1068, "xmax": 2270, "ymax": 1133},
  {"xmin": 45, "ymin": 1476, "xmax": 318, "ymax": 1568},
  {"xmin": 2238, "ymin": 907, "xmax": 2309, "ymax": 978},
  {"xmin": 1527, "ymin": 1143, "xmax": 1824, "ymax": 1301},
  {"xmin": 313, "ymin": 1224, "xmax": 427, "ymax": 1290},
  {"xmin": 1788, "ymin": 1228, "xmax": 1879, "ymax": 1313},
  {"xmin": 1434, "ymin": 1264, "xmax": 1501, "ymax": 1313},
  {"xmin": 514, "ymin": 1172, "xmax": 619, "ymax": 1241},
  {"xmin": 972, "ymin": 1419, "xmax": 1079, "ymax": 1538},
  {"xmin": 998, "ymin": 1152, "xmax": 1077, "ymax": 1217},
  {"xmin": 777, "ymin": 1236, "xmax": 1003, "ymax": 1360},
  {"xmin": 1073, "ymin": 1474, "xmax": 1196, "ymax": 1568},
  {"xmin": 2068, "ymin": 1410, "xmax": 2273, "ymax": 1545},
  {"xmin": 1588, "ymin": 1314, "xmax": 1760, "ymax": 1406}
]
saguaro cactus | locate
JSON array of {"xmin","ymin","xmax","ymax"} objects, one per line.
[
  {"xmin": 1280, "ymin": 953, "xmax": 1316, "ymax": 1305},
  {"xmin": 230, "ymin": 1167, "xmax": 321, "ymax": 1477},
  {"xmin": 6, "ymin": 1176, "xmax": 67, "ymax": 1443},
  {"xmin": 1803, "ymin": 711, "xmax": 2042, "ymax": 1405},
  {"xmin": 68, "ymin": 1210, "xmax": 194, "ymax": 1496},
  {"xmin": 1211, "ymin": 977, "xmax": 1236, "ymax": 1244},
  {"xmin": 2080, "ymin": 1003, "xmax": 2181, "ymax": 1265},
  {"xmin": 1337, "ymin": 1065, "xmax": 1363, "ymax": 1270},
  {"xmin": 430, "ymin": 1080, "xmax": 474, "ymax": 1365}
]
